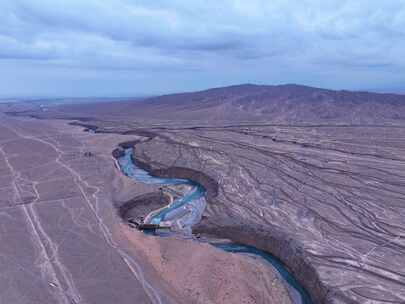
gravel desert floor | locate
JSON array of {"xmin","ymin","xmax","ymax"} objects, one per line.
[
  {"xmin": 0, "ymin": 108, "xmax": 292, "ymax": 304},
  {"xmin": 2, "ymin": 85, "xmax": 405, "ymax": 303},
  {"xmin": 132, "ymin": 123, "xmax": 405, "ymax": 303},
  {"xmin": 2, "ymin": 1, "xmax": 405, "ymax": 303}
]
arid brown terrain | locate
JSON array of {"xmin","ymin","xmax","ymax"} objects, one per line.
[
  {"xmin": 0, "ymin": 103, "xmax": 291, "ymax": 304},
  {"xmin": 2, "ymin": 84, "xmax": 405, "ymax": 304},
  {"xmin": 14, "ymin": 84, "xmax": 405, "ymax": 126}
]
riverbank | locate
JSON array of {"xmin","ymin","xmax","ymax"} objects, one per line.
[
  {"xmin": 6, "ymin": 87, "xmax": 405, "ymax": 303},
  {"xmin": 121, "ymin": 224, "xmax": 293, "ymax": 304},
  {"xmin": 115, "ymin": 145, "xmax": 314, "ymax": 303}
]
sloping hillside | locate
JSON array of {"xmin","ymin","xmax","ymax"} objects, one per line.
[
  {"xmin": 132, "ymin": 84, "xmax": 405, "ymax": 124},
  {"xmin": 21, "ymin": 84, "xmax": 405, "ymax": 125}
]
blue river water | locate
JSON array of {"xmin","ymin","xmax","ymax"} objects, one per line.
[
  {"xmin": 117, "ymin": 148, "xmax": 313, "ymax": 304},
  {"xmin": 213, "ymin": 243, "xmax": 313, "ymax": 304},
  {"xmin": 118, "ymin": 148, "xmax": 206, "ymax": 225}
]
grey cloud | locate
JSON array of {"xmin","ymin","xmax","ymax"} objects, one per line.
[{"xmin": 0, "ymin": 0, "xmax": 405, "ymax": 96}]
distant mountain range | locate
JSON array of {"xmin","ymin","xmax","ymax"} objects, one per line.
[
  {"xmin": 9, "ymin": 84, "xmax": 405, "ymax": 125},
  {"xmin": 120, "ymin": 84, "xmax": 405, "ymax": 125}
]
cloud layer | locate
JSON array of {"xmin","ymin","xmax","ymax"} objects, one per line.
[{"xmin": 1, "ymin": 0, "xmax": 405, "ymax": 96}]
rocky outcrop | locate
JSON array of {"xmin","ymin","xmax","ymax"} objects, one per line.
[
  {"xmin": 112, "ymin": 147, "xmax": 125, "ymax": 159},
  {"xmin": 133, "ymin": 150, "xmax": 219, "ymax": 201},
  {"xmin": 127, "ymin": 138, "xmax": 321, "ymax": 303},
  {"xmin": 118, "ymin": 192, "xmax": 170, "ymax": 222},
  {"xmin": 124, "ymin": 126, "xmax": 405, "ymax": 304}
]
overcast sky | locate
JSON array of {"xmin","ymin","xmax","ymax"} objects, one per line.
[{"xmin": 1, "ymin": 0, "xmax": 404, "ymax": 97}]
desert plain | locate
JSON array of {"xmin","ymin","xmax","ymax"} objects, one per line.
[
  {"xmin": 1, "ymin": 84, "xmax": 405, "ymax": 304},
  {"xmin": 0, "ymin": 102, "xmax": 292, "ymax": 304}
]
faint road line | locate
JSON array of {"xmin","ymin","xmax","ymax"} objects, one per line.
[{"xmin": 0, "ymin": 122, "xmax": 162, "ymax": 304}]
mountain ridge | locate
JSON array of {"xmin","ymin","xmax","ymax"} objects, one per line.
[
  {"xmin": 145, "ymin": 83, "xmax": 405, "ymax": 104},
  {"xmin": 9, "ymin": 83, "xmax": 405, "ymax": 126},
  {"xmin": 127, "ymin": 83, "xmax": 405, "ymax": 124}
]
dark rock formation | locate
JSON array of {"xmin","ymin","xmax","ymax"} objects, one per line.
[
  {"xmin": 133, "ymin": 152, "xmax": 219, "ymax": 200},
  {"xmin": 117, "ymin": 192, "xmax": 170, "ymax": 222},
  {"xmin": 112, "ymin": 147, "xmax": 125, "ymax": 159}
]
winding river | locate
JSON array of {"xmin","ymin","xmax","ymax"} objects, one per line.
[{"xmin": 117, "ymin": 148, "xmax": 313, "ymax": 304}]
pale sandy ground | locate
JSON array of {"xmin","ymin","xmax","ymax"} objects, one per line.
[
  {"xmin": 119, "ymin": 225, "xmax": 292, "ymax": 304},
  {"xmin": 0, "ymin": 111, "xmax": 291, "ymax": 304}
]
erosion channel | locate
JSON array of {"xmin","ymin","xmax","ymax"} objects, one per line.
[{"xmin": 117, "ymin": 147, "xmax": 313, "ymax": 304}]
